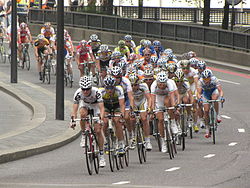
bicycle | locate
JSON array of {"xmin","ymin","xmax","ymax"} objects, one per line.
[
  {"xmin": 74, "ymin": 109, "xmax": 100, "ymax": 175},
  {"xmin": 20, "ymin": 43, "xmax": 30, "ymax": 70},
  {"xmin": 64, "ymin": 56, "xmax": 73, "ymax": 88},
  {"xmin": 154, "ymin": 107, "xmax": 177, "ymax": 160},
  {"xmin": 151, "ymin": 118, "xmax": 161, "ymax": 152},
  {"xmin": 0, "ymin": 36, "xmax": 6, "ymax": 64},
  {"xmin": 177, "ymin": 103, "xmax": 193, "ymax": 151},
  {"xmin": 41, "ymin": 53, "xmax": 52, "ymax": 84},
  {"xmin": 206, "ymin": 99, "xmax": 223, "ymax": 144},
  {"xmin": 134, "ymin": 110, "xmax": 147, "ymax": 164},
  {"xmin": 80, "ymin": 61, "xmax": 98, "ymax": 84}
]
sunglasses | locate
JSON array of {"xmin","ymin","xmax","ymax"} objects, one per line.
[
  {"xmin": 81, "ymin": 88, "xmax": 91, "ymax": 91},
  {"xmin": 105, "ymin": 86, "xmax": 114, "ymax": 90},
  {"xmin": 144, "ymin": 54, "xmax": 151, "ymax": 56},
  {"xmin": 113, "ymin": 75, "xmax": 122, "ymax": 78},
  {"xmin": 132, "ymin": 84, "xmax": 139, "ymax": 87},
  {"xmin": 181, "ymin": 67, "xmax": 190, "ymax": 70},
  {"xmin": 203, "ymin": 78, "xmax": 211, "ymax": 81},
  {"xmin": 144, "ymin": 78, "xmax": 153, "ymax": 81},
  {"xmin": 175, "ymin": 80, "xmax": 183, "ymax": 83}
]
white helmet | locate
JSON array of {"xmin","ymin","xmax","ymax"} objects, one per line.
[
  {"xmin": 144, "ymin": 69, "xmax": 154, "ymax": 77},
  {"xmin": 110, "ymin": 66, "xmax": 122, "ymax": 77},
  {"xmin": 174, "ymin": 69, "xmax": 184, "ymax": 80},
  {"xmin": 157, "ymin": 71, "xmax": 168, "ymax": 83},
  {"xmin": 99, "ymin": 44, "xmax": 109, "ymax": 52},
  {"xmin": 201, "ymin": 69, "xmax": 213, "ymax": 79},
  {"xmin": 90, "ymin": 34, "xmax": 98, "ymax": 41},
  {"xmin": 79, "ymin": 76, "xmax": 92, "ymax": 89}
]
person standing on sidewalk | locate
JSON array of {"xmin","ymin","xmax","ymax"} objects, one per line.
[{"xmin": 6, "ymin": 0, "xmax": 11, "ymax": 27}]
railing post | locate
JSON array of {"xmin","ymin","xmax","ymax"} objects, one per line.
[{"xmin": 194, "ymin": 8, "xmax": 197, "ymax": 23}]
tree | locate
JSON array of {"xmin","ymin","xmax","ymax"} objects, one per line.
[
  {"xmin": 203, "ymin": 0, "xmax": 210, "ymax": 26},
  {"xmin": 222, "ymin": 0, "xmax": 230, "ymax": 29}
]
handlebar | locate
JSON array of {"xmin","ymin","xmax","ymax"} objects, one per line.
[{"xmin": 153, "ymin": 107, "xmax": 175, "ymax": 113}]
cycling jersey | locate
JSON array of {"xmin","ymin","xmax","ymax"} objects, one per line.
[
  {"xmin": 19, "ymin": 28, "xmax": 30, "ymax": 39},
  {"xmin": 88, "ymin": 39, "xmax": 101, "ymax": 51},
  {"xmin": 99, "ymin": 86, "xmax": 124, "ymax": 111},
  {"xmin": 73, "ymin": 87, "xmax": 103, "ymax": 104},
  {"xmin": 133, "ymin": 82, "xmax": 150, "ymax": 102},
  {"xmin": 41, "ymin": 27, "xmax": 55, "ymax": 39},
  {"xmin": 114, "ymin": 46, "xmax": 130, "ymax": 57},
  {"xmin": 96, "ymin": 50, "xmax": 112, "ymax": 62},
  {"xmin": 151, "ymin": 79, "xmax": 177, "ymax": 96},
  {"xmin": 198, "ymin": 76, "xmax": 220, "ymax": 101},
  {"xmin": 176, "ymin": 79, "xmax": 190, "ymax": 95},
  {"xmin": 34, "ymin": 38, "xmax": 50, "ymax": 49},
  {"xmin": 183, "ymin": 67, "xmax": 198, "ymax": 85},
  {"xmin": 76, "ymin": 45, "xmax": 93, "ymax": 56}
]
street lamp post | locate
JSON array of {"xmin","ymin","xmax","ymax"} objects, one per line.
[
  {"xmin": 11, "ymin": 0, "xmax": 17, "ymax": 83},
  {"xmin": 56, "ymin": 0, "xmax": 64, "ymax": 120}
]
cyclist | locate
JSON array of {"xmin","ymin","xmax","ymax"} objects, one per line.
[
  {"xmin": 135, "ymin": 39, "xmax": 145, "ymax": 55},
  {"xmin": 197, "ymin": 60, "xmax": 207, "ymax": 77},
  {"xmin": 173, "ymin": 69, "xmax": 194, "ymax": 128},
  {"xmin": 114, "ymin": 40, "xmax": 130, "ymax": 59},
  {"xmin": 110, "ymin": 66, "xmax": 136, "ymax": 148},
  {"xmin": 100, "ymin": 75, "xmax": 126, "ymax": 154},
  {"xmin": 70, "ymin": 76, "xmax": 106, "ymax": 167},
  {"xmin": 151, "ymin": 71, "xmax": 178, "ymax": 153},
  {"xmin": 128, "ymin": 74, "xmax": 152, "ymax": 150},
  {"xmin": 124, "ymin": 34, "xmax": 136, "ymax": 53},
  {"xmin": 40, "ymin": 22, "xmax": 56, "ymax": 53},
  {"xmin": 143, "ymin": 69, "xmax": 155, "ymax": 91},
  {"xmin": 88, "ymin": 34, "xmax": 102, "ymax": 57},
  {"xmin": 64, "ymin": 37, "xmax": 74, "ymax": 80},
  {"xmin": 109, "ymin": 51, "xmax": 127, "ymax": 68},
  {"xmin": 139, "ymin": 40, "xmax": 155, "ymax": 56},
  {"xmin": 166, "ymin": 63, "xmax": 178, "ymax": 79},
  {"xmin": 34, "ymin": 34, "xmax": 51, "ymax": 81},
  {"xmin": 75, "ymin": 40, "xmax": 96, "ymax": 77},
  {"xmin": 189, "ymin": 57, "xmax": 200, "ymax": 70},
  {"xmin": 197, "ymin": 69, "xmax": 225, "ymax": 138},
  {"xmin": 180, "ymin": 59, "xmax": 199, "ymax": 133},
  {"xmin": 96, "ymin": 44, "xmax": 112, "ymax": 81},
  {"xmin": 18, "ymin": 22, "xmax": 32, "ymax": 65},
  {"xmin": 152, "ymin": 40, "xmax": 164, "ymax": 58}
]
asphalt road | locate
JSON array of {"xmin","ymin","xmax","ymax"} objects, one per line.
[{"xmin": 0, "ymin": 47, "xmax": 249, "ymax": 188}]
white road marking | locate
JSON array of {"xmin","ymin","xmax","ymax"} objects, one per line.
[
  {"xmin": 219, "ymin": 79, "xmax": 240, "ymax": 85},
  {"xmin": 221, "ymin": 115, "xmax": 232, "ymax": 119},
  {"xmin": 204, "ymin": 154, "xmax": 215, "ymax": 158},
  {"xmin": 238, "ymin": 129, "xmax": 245, "ymax": 133},
  {"xmin": 165, "ymin": 167, "xmax": 181, "ymax": 172},
  {"xmin": 228, "ymin": 142, "xmax": 237, "ymax": 146},
  {"xmin": 112, "ymin": 181, "xmax": 130, "ymax": 185}
]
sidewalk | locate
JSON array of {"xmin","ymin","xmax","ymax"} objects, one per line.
[{"xmin": 0, "ymin": 71, "xmax": 81, "ymax": 164}]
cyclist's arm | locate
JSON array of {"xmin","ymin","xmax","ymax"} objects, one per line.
[
  {"xmin": 197, "ymin": 87, "xmax": 202, "ymax": 100},
  {"xmin": 217, "ymin": 85, "xmax": 224, "ymax": 98},
  {"xmin": 71, "ymin": 103, "xmax": 79, "ymax": 119},
  {"xmin": 34, "ymin": 47, "xmax": 39, "ymax": 60},
  {"xmin": 119, "ymin": 98, "xmax": 125, "ymax": 117},
  {"xmin": 89, "ymin": 52, "xmax": 95, "ymax": 62},
  {"xmin": 127, "ymin": 91, "xmax": 135, "ymax": 109},
  {"xmin": 174, "ymin": 90, "xmax": 180, "ymax": 105},
  {"xmin": 98, "ymin": 102, "xmax": 105, "ymax": 120},
  {"xmin": 194, "ymin": 76, "xmax": 199, "ymax": 90},
  {"xmin": 188, "ymin": 89, "xmax": 194, "ymax": 104},
  {"xmin": 169, "ymin": 91, "xmax": 176, "ymax": 107},
  {"xmin": 151, "ymin": 94, "xmax": 156, "ymax": 110},
  {"xmin": 145, "ymin": 92, "xmax": 151, "ymax": 110},
  {"xmin": 96, "ymin": 59, "xmax": 101, "ymax": 72}
]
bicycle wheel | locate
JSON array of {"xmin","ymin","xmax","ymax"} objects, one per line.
[
  {"xmin": 136, "ymin": 124, "xmax": 143, "ymax": 164},
  {"xmin": 64, "ymin": 70, "xmax": 68, "ymax": 87},
  {"xmin": 165, "ymin": 122, "xmax": 174, "ymax": 159},
  {"xmin": 211, "ymin": 108, "xmax": 216, "ymax": 144},
  {"xmin": 69, "ymin": 73, "xmax": 73, "ymax": 88},
  {"xmin": 92, "ymin": 133, "xmax": 99, "ymax": 174},
  {"xmin": 123, "ymin": 127, "xmax": 129, "ymax": 167},
  {"xmin": 180, "ymin": 113, "xmax": 185, "ymax": 151},
  {"xmin": 153, "ymin": 119, "xmax": 161, "ymax": 152},
  {"xmin": 107, "ymin": 131, "xmax": 115, "ymax": 172},
  {"xmin": 85, "ymin": 132, "xmax": 94, "ymax": 175},
  {"xmin": 24, "ymin": 50, "xmax": 30, "ymax": 70}
]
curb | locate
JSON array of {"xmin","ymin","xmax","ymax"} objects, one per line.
[{"xmin": 0, "ymin": 80, "xmax": 81, "ymax": 164}]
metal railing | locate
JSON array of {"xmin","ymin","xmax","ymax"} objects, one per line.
[
  {"xmin": 55, "ymin": 6, "xmax": 250, "ymax": 25},
  {"xmin": 28, "ymin": 9, "xmax": 250, "ymax": 52}
]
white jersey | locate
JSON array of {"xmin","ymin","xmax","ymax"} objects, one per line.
[
  {"xmin": 151, "ymin": 79, "xmax": 177, "ymax": 96},
  {"xmin": 133, "ymin": 83, "xmax": 150, "ymax": 102},
  {"xmin": 73, "ymin": 87, "xmax": 103, "ymax": 104},
  {"xmin": 183, "ymin": 67, "xmax": 198, "ymax": 85},
  {"xmin": 118, "ymin": 77, "xmax": 132, "ymax": 94},
  {"xmin": 197, "ymin": 76, "xmax": 220, "ymax": 91},
  {"xmin": 176, "ymin": 79, "xmax": 190, "ymax": 95}
]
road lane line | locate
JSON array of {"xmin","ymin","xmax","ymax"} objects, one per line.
[
  {"xmin": 228, "ymin": 142, "xmax": 237, "ymax": 146},
  {"xmin": 238, "ymin": 129, "xmax": 245, "ymax": 133},
  {"xmin": 208, "ymin": 67, "xmax": 250, "ymax": 79},
  {"xmin": 165, "ymin": 167, "xmax": 181, "ymax": 172},
  {"xmin": 221, "ymin": 115, "xmax": 232, "ymax": 119},
  {"xmin": 219, "ymin": 79, "xmax": 240, "ymax": 85},
  {"xmin": 204, "ymin": 154, "xmax": 215, "ymax": 158},
  {"xmin": 112, "ymin": 181, "xmax": 130, "ymax": 185}
]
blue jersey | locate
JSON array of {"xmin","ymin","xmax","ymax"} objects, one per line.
[{"xmin": 139, "ymin": 46, "xmax": 155, "ymax": 56}]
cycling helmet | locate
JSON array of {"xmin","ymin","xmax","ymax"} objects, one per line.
[
  {"xmin": 124, "ymin": 35, "xmax": 132, "ymax": 41},
  {"xmin": 197, "ymin": 60, "xmax": 206, "ymax": 70},
  {"xmin": 188, "ymin": 51, "xmax": 196, "ymax": 58},
  {"xmin": 180, "ymin": 60, "xmax": 190, "ymax": 67},
  {"xmin": 79, "ymin": 40, "xmax": 87, "ymax": 46},
  {"xmin": 99, "ymin": 44, "xmax": 109, "ymax": 52},
  {"xmin": 167, "ymin": 63, "xmax": 178, "ymax": 73},
  {"xmin": 153, "ymin": 40, "xmax": 161, "ymax": 47},
  {"xmin": 189, "ymin": 58, "xmax": 199, "ymax": 68},
  {"xmin": 90, "ymin": 34, "xmax": 98, "ymax": 41},
  {"xmin": 79, "ymin": 76, "xmax": 92, "ymax": 89},
  {"xmin": 110, "ymin": 66, "xmax": 122, "ymax": 77},
  {"xmin": 150, "ymin": 56, "xmax": 158, "ymax": 64},
  {"xmin": 20, "ymin": 22, "xmax": 27, "ymax": 29},
  {"xmin": 111, "ymin": 51, "xmax": 122, "ymax": 59},
  {"xmin": 129, "ymin": 74, "xmax": 140, "ymax": 85},
  {"xmin": 164, "ymin": 48, "xmax": 173, "ymax": 54},
  {"xmin": 166, "ymin": 53, "xmax": 174, "ymax": 60},
  {"xmin": 174, "ymin": 69, "xmax": 185, "ymax": 80},
  {"xmin": 103, "ymin": 75, "xmax": 116, "ymax": 87},
  {"xmin": 118, "ymin": 40, "xmax": 125, "ymax": 47},
  {"xmin": 201, "ymin": 69, "xmax": 213, "ymax": 79},
  {"xmin": 140, "ymin": 39, "xmax": 146, "ymax": 46},
  {"xmin": 37, "ymin": 34, "xmax": 44, "ymax": 40},
  {"xmin": 157, "ymin": 71, "xmax": 168, "ymax": 83},
  {"xmin": 127, "ymin": 67, "xmax": 137, "ymax": 75},
  {"xmin": 44, "ymin": 22, "xmax": 51, "ymax": 28},
  {"xmin": 118, "ymin": 61, "xmax": 127, "ymax": 70},
  {"xmin": 128, "ymin": 53, "xmax": 137, "ymax": 61},
  {"xmin": 144, "ymin": 69, "xmax": 154, "ymax": 77},
  {"xmin": 157, "ymin": 58, "xmax": 168, "ymax": 67},
  {"xmin": 144, "ymin": 40, "xmax": 151, "ymax": 47},
  {"xmin": 64, "ymin": 29, "xmax": 68, "ymax": 36},
  {"xmin": 154, "ymin": 67, "xmax": 161, "ymax": 75},
  {"xmin": 144, "ymin": 64, "xmax": 153, "ymax": 70}
]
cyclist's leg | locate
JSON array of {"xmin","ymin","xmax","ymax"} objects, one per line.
[
  {"xmin": 165, "ymin": 95, "xmax": 178, "ymax": 134},
  {"xmin": 37, "ymin": 48, "xmax": 44, "ymax": 80},
  {"xmin": 79, "ymin": 106, "xmax": 89, "ymax": 131},
  {"xmin": 17, "ymin": 42, "xmax": 22, "ymax": 62},
  {"xmin": 211, "ymin": 89, "xmax": 220, "ymax": 116}
]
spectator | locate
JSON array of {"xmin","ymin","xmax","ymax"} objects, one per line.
[{"xmin": 6, "ymin": 0, "xmax": 11, "ymax": 27}]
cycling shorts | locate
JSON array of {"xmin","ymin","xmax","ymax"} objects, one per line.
[
  {"xmin": 134, "ymin": 99, "xmax": 147, "ymax": 112},
  {"xmin": 202, "ymin": 88, "xmax": 219, "ymax": 104},
  {"xmin": 79, "ymin": 101, "xmax": 100, "ymax": 117}
]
